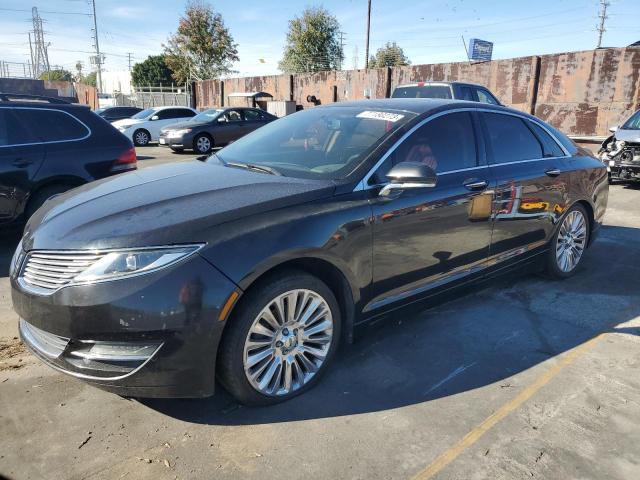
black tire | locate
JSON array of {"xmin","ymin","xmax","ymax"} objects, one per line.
[
  {"xmin": 193, "ymin": 133, "xmax": 213, "ymax": 154},
  {"xmin": 217, "ymin": 269, "xmax": 341, "ymax": 406},
  {"xmin": 133, "ymin": 129, "xmax": 150, "ymax": 147},
  {"xmin": 25, "ymin": 184, "xmax": 72, "ymax": 220},
  {"xmin": 545, "ymin": 204, "xmax": 590, "ymax": 279}
]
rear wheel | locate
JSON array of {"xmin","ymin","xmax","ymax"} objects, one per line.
[
  {"xmin": 218, "ymin": 270, "xmax": 340, "ymax": 406},
  {"xmin": 546, "ymin": 204, "xmax": 589, "ymax": 279},
  {"xmin": 133, "ymin": 129, "xmax": 150, "ymax": 147},
  {"xmin": 193, "ymin": 134, "xmax": 213, "ymax": 154}
]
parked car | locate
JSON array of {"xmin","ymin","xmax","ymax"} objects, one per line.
[
  {"xmin": 599, "ymin": 109, "xmax": 640, "ymax": 183},
  {"xmin": 0, "ymin": 93, "xmax": 136, "ymax": 227},
  {"xmin": 94, "ymin": 106, "xmax": 143, "ymax": 123},
  {"xmin": 12, "ymin": 99, "xmax": 607, "ymax": 405},
  {"xmin": 159, "ymin": 107, "xmax": 277, "ymax": 154},
  {"xmin": 392, "ymin": 81, "xmax": 502, "ymax": 105},
  {"xmin": 112, "ymin": 106, "xmax": 197, "ymax": 146}
]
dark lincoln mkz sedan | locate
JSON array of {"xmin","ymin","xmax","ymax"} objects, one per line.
[{"xmin": 11, "ymin": 99, "xmax": 608, "ymax": 405}]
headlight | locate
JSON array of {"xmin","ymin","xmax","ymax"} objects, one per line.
[
  {"xmin": 72, "ymin": 245, "xmax": 203, "ymax": 283},
  {"xmin": 168, "ymin": 128, "xmax": 192, "ymax": 137},
  {"xmin": 118, "ymin": 124, "xmax": 133, "ymax": 131},
  {"xmin": 9, "ymin": 239, "xmax": 24, "ymax": 276}
]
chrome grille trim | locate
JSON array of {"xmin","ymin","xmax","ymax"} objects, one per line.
[
  {"xmin": 19, "ymin": 251, "xmax": 106, "ymax": 292},
  {"xmin": 19, "ymin": 319, "xmax": 70, "ymax": 359}
]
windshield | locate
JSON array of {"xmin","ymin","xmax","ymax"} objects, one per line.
[
  {"xmin": 192, "ymin": 109, "xmax": 224, "ymax": 122},
  {"xmin": 392, "ymin": 85, "xmax": 453, "ymax": 99},
  {"xmin": 213, "ymin": 106, "xmax": 415, "ymax": 180},
  {"xmin": 132, "ymin": 108, "xmax": 156, "ymax": 119},
  {"xmin": 621, "ymin": 111, "xmax": 640, "ymax": 130}
]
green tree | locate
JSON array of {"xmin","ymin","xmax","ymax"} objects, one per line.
[
  {"xmin": 131, "ymin": 55, "xmax": 175, "ymax": 86},
  {"xmin": 83, "ymin": 71, "xmax": 97, "ymax": 87},
  {"xmin": 368, "ymin": 42, "xmax": 410, "ymax": 68},
  {"xmin": 279, "ymin": 7, "xmax": 344, "ymax": 73},
  {"xmin": 39, "ymin": 69, "xmax": 73, "ymax": 81},
  {"xmin": 164, "ymin": 0, "xmax": 239, "ymax": 82}
]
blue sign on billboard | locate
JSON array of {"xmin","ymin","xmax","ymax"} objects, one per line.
[{"xmin": 469, "ymin": 38, "xmax": 493, "ymax": 61}]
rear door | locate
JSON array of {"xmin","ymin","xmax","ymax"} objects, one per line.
[
  {"xmin": 242, "ymin": 109, "xmax": 269, "ymax": 135},
  {"xmin": 368, "ymin": 110, "xmax": 494, "ymax": 312},
  {"xmin": 480, "ymin": 111, "xmax": 570, "ymax": 263},
  {"xmin": 0, "ymin": 108, "xmax": 46, "ymax": 223}
]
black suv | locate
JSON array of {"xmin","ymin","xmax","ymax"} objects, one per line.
[
  {"xmin": 0, "ymin": 93, "xmax": 137, "ymax": 227},
  {"xmin": 95, "ymin": 106, "xmax": 143, "ymax": 123}
]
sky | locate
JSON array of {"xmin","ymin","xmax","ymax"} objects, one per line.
[{"xmin": 1, "ymin": 0, "xmax": 639, "ymax": 79}]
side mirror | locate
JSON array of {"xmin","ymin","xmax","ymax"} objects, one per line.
[
  {"xmin": 609, "ymin": 125, "xmax": 618, "ymax": 133},
  {"xmin": 217, "ymin": 117, "xmax": 227, "ymax": 123},
  {"xmin": 151, "ymin": 115, "xmax": 159, "ymax": 121},
  {"xmin": 379, "ymin": 161, "xmax": 437, "ymax": 196}
]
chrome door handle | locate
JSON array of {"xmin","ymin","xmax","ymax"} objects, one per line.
[
  {"xmin": 463, "ymin": 180, "xmax": 488, "ymax": 190},
  {"xmin": 545, "ymin": 168, "xmax": 561, "ymax": 177}
]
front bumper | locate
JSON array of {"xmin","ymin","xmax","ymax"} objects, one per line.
[
  {"xmin": 609, "ymin": 162, "xmax": 640, "ymax": 181},
  {"xmin": 158, "ymin": 134, "xmax": 194, "ymax": 149},
  {"xmin": 12, "ymin": 254, "xmax": 239, "ymax": 398}
]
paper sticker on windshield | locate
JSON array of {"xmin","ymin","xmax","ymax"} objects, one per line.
[{"xmin": 356, "ymin": 111, "xmax": 405, "ymax": 122}]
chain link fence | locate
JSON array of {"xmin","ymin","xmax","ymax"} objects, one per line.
[
  {"xmin": 0, "ymin": 61, "xmax": 35, "ymax": 79},
  {"xmin": 114, "ymin": 84, "xmax": 192, "ymax": 108}
]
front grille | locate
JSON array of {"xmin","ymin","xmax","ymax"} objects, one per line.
[{"xmin": 20, "ymin": 251, "xmax": 105, "ymax": 292}]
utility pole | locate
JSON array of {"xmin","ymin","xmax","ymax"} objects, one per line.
[
  {"xmin": 31, "ymin": 8, "xmax": 50, "ymax": 78},
  {"xmin": 28, "ymin": 32, "xmax": 34, "ymax": 77},
  {"xmin": 352, "ymin": 45, "xmax": 359, "ymax": 70},
  {"xmin": 126, "ymin": 52, "xmax": 133, "ymax": 71},
  {"xmin": 596, "ymin": 0, "xmax": 609, "ymax": 48},
  {"xmin": 364, "ymin": 0, "xmax": 371, "ymax": 69},
  {"xmin": 90, "ymin": 0, "xmax": 103, "ymax": 92},
  {"xmin": 338, "ymin": 32, "xmax": 346, "ymax": 70}
]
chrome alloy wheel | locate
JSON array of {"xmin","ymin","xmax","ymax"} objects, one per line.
[
  {"xmin": 243, "ymin": 289, "xmax": 333, "ymax": 397},
  {"xmin": 555, "ymin": 209, "xmax": 587, "ymax": 273},
  {"xmin": 196, "ymin": 136, "xmax": 211, "ymax": 153},
  {"xmin": 134, "ymin": 130, "xmax": 149, "ymax": 145}
]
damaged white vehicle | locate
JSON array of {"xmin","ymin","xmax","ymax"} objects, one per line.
[{"xmin": 599, "ymin": 109, "xmax": 640, "ymax": 184}]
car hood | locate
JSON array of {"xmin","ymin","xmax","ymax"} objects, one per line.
[
  {"xmin": 164, "ymin": 121, "xmax": 208, "ymax": 130},
  {"xmin": 23, "ymin": 161, "xmax": 336, "ymax": 251},
  {"xmin": 112, "ymin": 118, "xmax": 145, "ymax": 128},
  {"xmin": 615, "ymin": 129, "xmax": 640, "ymax": 143}
]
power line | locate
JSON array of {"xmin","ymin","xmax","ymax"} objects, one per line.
[{"xmin": 0, "ymin": 7, "xmax": 90, "ymax": 16}]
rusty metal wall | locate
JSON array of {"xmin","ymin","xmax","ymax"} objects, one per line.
[
  {"xmin": 534, "ymin": 47, "xmax": 640, "ymax": 136},
  {"xmin": 194, "ymin": 47, "xmax": 640, "ymax": 137}
]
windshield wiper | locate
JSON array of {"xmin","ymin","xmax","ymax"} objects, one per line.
[{"xmin": 225, "ymin": 161, "xmax": 282, "ymax": 176}]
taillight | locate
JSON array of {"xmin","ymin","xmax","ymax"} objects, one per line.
[{"xmin": 112, "ymin": 146, "xmax": 137, "ymax": 172}]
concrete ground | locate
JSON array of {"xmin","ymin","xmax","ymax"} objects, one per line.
[{"xmin": 1, "ymin": 151, "xmax": 639, "ymax": 479}]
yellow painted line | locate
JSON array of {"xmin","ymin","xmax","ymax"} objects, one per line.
[{"xmin": 411, "ymin": 333, "xmax": 604, "ymax": 480}]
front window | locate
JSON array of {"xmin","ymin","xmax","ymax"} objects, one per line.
[
  {"xmin": 392, "ymin": 85, "xmax": 453, "ymax": 99},
  {"xmin": 132, "ymin": 108, "xmax": 156, "ymax": 119},
  {"xmin": 192, "ymin": 109, "xmax": 224, "ymax": 122},
  {"xmin": 213, "ymin": 107, "xmax": 416, "ymax": 180},
  {"xmin": 621, "ymin": 111, "xmax": 640, "ymax": 130}
]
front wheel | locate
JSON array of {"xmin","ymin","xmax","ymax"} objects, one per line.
[
  {"xmin": 217, "ymin": 270, "xmax": 341, "ymax": 406},
  {"xmin": 193, "ymin": 134, "xmax": 213, "ymax": 154},
  {"xmin": 133, "ymin": 129, "xmax": 150, "ymax": 147},
  {"xmin": 546, "ymin": 204, "xmax": 590, "ymax": 279}
]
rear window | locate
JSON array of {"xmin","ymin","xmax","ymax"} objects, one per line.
[
  {"xmin": 13, "ymin": 108, "xmax": 89, "ymax": 143},
  {"xmin": 528, "ymin": 121, "xmax": 565, "ymax": 157},
  {"xmin": 0, "ymin": 108, "xmax": 40, "ymax": 146},
  {"xmin": 482, "ymin": 112, "xmax": 543, "ymax": 164},
  {"xmin": 392, "ymin": 85, "xmax": 453, "ymax": 99}
]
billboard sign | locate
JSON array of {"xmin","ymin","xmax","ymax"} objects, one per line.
[{"xmin": 469, "ymin": 38, "xmax": 493, "ymax": 61}]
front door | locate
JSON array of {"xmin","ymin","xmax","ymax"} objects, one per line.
[{"xmin": 367, "ymin": 111, "xmax": 494, "ymax": 313}]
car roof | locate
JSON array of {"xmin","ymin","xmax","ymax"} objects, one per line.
[
  {"xmin": 394, "ymin": 81, "xmax": 489, "ymax": 89},
  {"xmin": 321, "ymin": 98, "xmax": 509, "ymax": 116}
]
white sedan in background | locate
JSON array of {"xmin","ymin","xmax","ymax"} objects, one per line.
[{"xmin": 112, "ymin": 106, "xmax": 198, "ymax": 146}]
